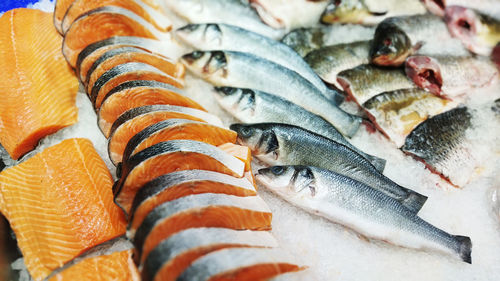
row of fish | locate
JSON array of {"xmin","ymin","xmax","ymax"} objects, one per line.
[
  {"xmin": 165, "ymin": 2, "xmax": 476, "ymax": 264},
  {"xmin": 54, "ymin": 0, "xmax": 303, "ymax": 280}
]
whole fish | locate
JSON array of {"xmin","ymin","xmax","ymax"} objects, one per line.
[
  {"xmin": 337, "ymin": 64, "xmax": 416, "ymax": 105},
  {"xmin": 370, "ymin": 14, "xmax": 458, "ymax": 66},
  {"xmin": 424, "ymin": 0, "xmax": 500, "ymax": 19},
  {"xmin": 257, "ymin": 165, "xmax": 472, "ymax": 263},
  {"xmin": 321, "ymin": 0, "xmax": 427, "ymax": 25},
  {"xmin": 181, "ymin": 50, "xmax": 360, "ymax": 137},
  {"xmin": 249, "ymin": 0, "xmax": 329, "ymax": 30},
  {"xmin": 281, "ymin": 24, "xmax": 375, "ymax": 57},
  {"xmin": 163, "ymin": 0, "xmax": 285, "ymax": 39},
  {"xmin": 214, "ymin": 87, "xmax": 386, "ymax": 170},
  {"xmin": 445, "ymin": 6, "xmax": 500, "ymax": 56},
  {"xmin": 305, "ymin": 40, "xmax": 371, "ymax": 89},
  {"xmin": 175, "ymin": 23, "xmax": 329, "ymax": 94},
  {"xmin": 231, "ymin": 123, "xmax": 427, "ymax": 213},
  {"xmin": 405, "ymin": 55, "xmax": 499, "ymax": 99}
]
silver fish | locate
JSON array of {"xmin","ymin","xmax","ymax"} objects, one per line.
[
  {"xmin": 214, "ymin": 87, "xmax": 386, "ymax": 170},
  {"xmin": 257, "ymin": 165, "xmax": 472, "ymax": 263},
  {"xmin": 231, "ymin": 123, "xmax": 427, "ymax": 213},
  {"xmin": 163, "ymin": 0, "xmax": 285, "ymax": 39},
  {"xmin": 175, "ymin": 23, "xmax": 329, "ymax": 94},
  {"xmin": 181, "ymin": 50, "xmax": 360, "ymax": 137}
]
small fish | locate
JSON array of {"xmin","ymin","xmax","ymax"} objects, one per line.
[
  {"xmin": 163, "ymin": 0, "xmax": 284, "ymax": 39},
  {"xmin": 405, "ymin": 55, "xmax": 499, "ymax": 99},
  {"xmin": 281, "ymin": 24, "xmax": 375, "ymax": 57},
  {"xmin": 321, "ymin": 0, "xmax": 427, "ymax": 25},
  {"xmin": 175, "ymin": 23, "xmax": 328, "ymax": 94},
  {"xmin": 257, "ymin": 165, "xmax": 472, "ymax": 263},
  {"xmin": 370, "ymin": 14, "xmax": 454, "ymax": 66},
  {"xmin": 214, "ymin": 87, "xmax": 386, "ymax": 170},
  {"xmin": 337, "ymin": 64, "xmax": 416, "ymax": 105},
  {"xmin": 305, "ymin": 40, "xmax": 371, "ymax": 89},
  {"xmin": 423, "ymin": 0, "xmax": 500, "ymax": 19},
  {"xmin": 181, "ymin": 50, "xmax": 360, "ymax": 137},
  {"xmin": 231, "ymin": 123, "xmax": 427, "ymax": 213},
  {"xmin": 249, "ymin": 0, "xmax": 329, "ymax": 29},
  {"xmin": 445, "ymin": 6, "xmax": 500, "ymax": 56}
]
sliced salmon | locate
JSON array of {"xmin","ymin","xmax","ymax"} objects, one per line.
[
  {"xmin": 108, "ymin": 105, "xmax": 223, "ymax": 165},
  {"xmin": 98, "ymin": 80, "xmax": 203, "ymax": 137},
  {"xmin": 129, "ymin": 170, "xmax": 257, "ymax": 232},
  {"xmin": 0, "ymin": 138, "xmax": 126, "ymax": 281},
  {"xmin": 54, "ymin": 0, "xmax": 75, "ymax": 34},
  {"xmin": 114, "ymin": 140, "xmax": 246, "ymax": 215},
  {"xmin": 89, "ymin": 62, "xmax": 184, "ymax": 108},
  {"xmin": 76, "ymin": 36, "xmax": 171, "ymax": 83},
  {"xmin": 218, "ymin": 143, "xmax": 252, "ymax": 172},
  {"xmin": 85, "ymin": 46, "xmax": 184, "ymax": 94},
  {"xmin": 122, "ymin": 119, "xmax": 237, "ymax": 163},
  {"xmin": 177, "ymin": 248, "xmax": 304, "ymax": 281},
  {"xmin": 61, "ymin": 0, "xmax": 171, "ymax": 34},
  {"xmin": 132, "ymin": 194, "xmax": 273, "ymax": 265},
  {"xmin": 142, "ymin": 228, "xmax": 277, "ymax": 281},
  {"xmin": 0, "ymin": 9, "xmax": 78, "ymax": 160},
  {"xmin": 63, "ymin": 6, "xmax": 164, "ymax": 68}
]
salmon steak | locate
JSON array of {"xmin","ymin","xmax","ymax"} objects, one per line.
[
  {"xmin": 0, "ymin": 9, "xmax": 78, "ymax": 160},
  {"xmin": 0, "ymin": 138, "xmax": 126, "ymax": 281}
]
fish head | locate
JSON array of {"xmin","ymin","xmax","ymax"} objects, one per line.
[
  {"xmin": 321, "ymin": 0, "xmax": 382, "ymax": 24},
  {"xmin": 213, "ymin": 87, "xmax": 256, "ymax": 116},
  {"xmin": 176, "ymin": 24, "xmax": 223, "ymax": 48},
  {"xmin": 181, "ymin": 51, "xmax": 228, "ymax": 79},
  {"xmin": 230, "ymin": 123, "xmax": 279, "ymax": 162},
  {"xmin": 370, "ymin": 24, "xmax": 413, "ymax": 67},
  {"xmin": 257, "ymin": 165, "xmax": 317, "ymax": 198}
]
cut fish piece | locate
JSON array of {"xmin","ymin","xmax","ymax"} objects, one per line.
[
  {"xmin": 47, "ymin": 250, "xmax": 139, "ymax": 281},
  {"xmin": 108, "ymin": 105, "xmax": 223, "ymax": 165},
  {"xmin": 142, "ymin": 228, "xmax": 277, "ymax": 281},
  {"xmin": 89, "ymin": 62, "xmax": 184, "ymax": 109},
  {"xmin": 0, "ymin": 9, "xmax": 78, "ymax": 160},
  {"xmin": 61, "ymin": 0, "xmax": 171, "ymax": 34},
  {"xmin": 98, "ymin": 80, "xmax": 202, "ymax": 137},
  {"xmin": 132, "ymin": 194, "xmax": 273, "ymax": 265},
  {"xmin": 54, "ymin": 0, "xmax": 75, "ymax": 34},
  {"xmin": 115, "ymin": 140, "xmax": 246, "ymax": 215},
  {"xmin": 0, "ymin": 139, "xmax": 126, "ymax": 281},
  {"xmin": 337, "ymin": 64, "xmax": 416, "ymax": 105},
  {"xmin": 122, "ymin": 119, "xmax": 237, "ymax": 163},
  {"xmin": 129, "ymin": 170, "xmax": 257, "ymax": 232},
  {"xmin": 76, "ymin": 36, "xmax": 172, "ymax": 83},
  {"xmin": 63, "ymin": 6, "xmax": 164, "ymax": 67},
  {"xmin": 85, "ymin": 46, "xmax": 184, "ymax": 94},
  {"xmin": 363, "ymin": 88, "xmax": 457, "ymax": 147},
  {"xmin": 218, "ymin": 143, "xmax": 252, "ymax": 172},
  {"xmin": 177, "ymin": 247, "xmax": 303, "ymax": 281}
]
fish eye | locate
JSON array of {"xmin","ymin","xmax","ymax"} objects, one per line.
[
  {"xmin": 271, "ymin": 166, "xmax": 284, "ymax": 175},
  {"xmin": 191, "ymin": 51, "xmax": 203, "ymax": 59},
  {"xmin": 238, "ymin": 126, "xmax": 254, "ymax": 138}
]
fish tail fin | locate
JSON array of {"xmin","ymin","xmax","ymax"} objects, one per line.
[
  {"xmin": 365, "ymin": 154, "xmax": 386, "ymax": 172},
  {"xmin": 455, "ymin": 235, "xmax": 472, "ymax": 264},
  {"xmin": 402, "ymin": 191, "xmax": 428, "ymax": 213}
]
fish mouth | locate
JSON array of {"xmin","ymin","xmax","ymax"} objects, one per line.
[
  {"xmin": 405, "ymin": 56, "xmax": 443, "ymax": 95},
  {"xmin": 423, "ymin": 0, "xmax": 446, "ymax": 17}
]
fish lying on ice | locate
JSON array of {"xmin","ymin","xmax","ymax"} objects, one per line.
[
  {"xmin": 281, "ymin": 24, "xmax": 375, "ymax": 56},
  {"xmin": 213, "ymin": 87, "xmax": 386, "ymax": 170},
  {"xmin": 181, "ymin": 50, "xmax": 361, "ymax": 137},
  {"xmin": 405, "ymin": 55, "xmax": 499, "ymax": 99},
  {"xmin": 321, "ymin": 0, "xmax": 427, "ymax": 26},
  {"xmin": 231, "ymin": 123, "xmax": 427, "ymax": 213},
  {"xmin": 256, "ymin": 165, "xmax": 472, "ymax": 263}
]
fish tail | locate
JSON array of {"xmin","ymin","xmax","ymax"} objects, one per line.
[
  {"xmin": 402, "ymin": 191, "xmax": 428, "ymax": 213},
  {"xmin": 454, "ymin": 235, "xmax": 472, "ymax": 264}
]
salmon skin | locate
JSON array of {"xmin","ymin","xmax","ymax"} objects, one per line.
[
  {"xmin": 131, "ymin": 193, "xmax": 273, "ymax": 265},
  {"xmin": 142, "ymin": 228, "xmax": 278, "ymax": 281},
  {"xmin": 128, "ymin": 170, "xmax": 257, "ymax": 232},
  {"xmin": 0, "ymin": 138, "xmax": 126, "ymax": 281},
  {"xmin": 0, "ymin": 9, "xmax": 78, "ymax": 160}
]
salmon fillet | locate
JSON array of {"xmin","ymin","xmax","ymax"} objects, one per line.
[
  {"xmin": 0, "ymin": 138, "xmax": 126, "ymax": 281},
  {"xmin": 0, "ymin": 9, "xmax": 78, "ymax": 160}
]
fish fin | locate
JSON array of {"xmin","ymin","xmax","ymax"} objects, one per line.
[
  {"xmin": 412, "ymin": 41, "xmax": 425, "ymax": 54},
  {"xmin": 355, "ymin": 232, "xmax": 370, "ymax": 243},
  {"xmin": 454, "ymin": 235, "xmax": 472, "ymax": 264},
  {"xmin": 401, "ymin": 191, "xmax": 428, "ymax": 213},
  {"xmin": 325, "ymin": 88, "xmax": 345, "ymax": 106},
  {"xmin": 366, "ymin": 155, "xmax": 386, "ymax": 172}
]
